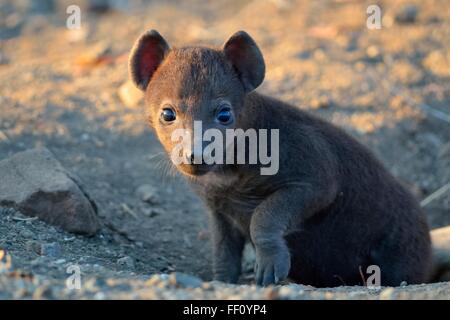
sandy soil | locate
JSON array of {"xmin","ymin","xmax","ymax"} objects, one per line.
[{"xmin": 0, "ymin": 0, "xmax": 449, "ymax": 299}]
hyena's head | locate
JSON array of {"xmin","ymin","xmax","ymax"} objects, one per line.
[{"xmin": 128, "ymin": 30, "xmax": 265, "ymax": 177}]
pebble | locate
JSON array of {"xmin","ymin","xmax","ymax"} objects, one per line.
[
  {"xmin": 169, "ymin": 272, "xmax": 203, "ymax": 288},
  {"xmin": 25, "ymin": 240, "xmax": 41, "ymax": 254},
  {"xmin": 40, "ymin": 243, "xmax": 61, "ymax": 258},
  {"xmin": 379, "ymin": 287, "xmax": 395, "ymax": 300},
  {"xmin": 19, "ymin": 229, "xmax": 34, "ymax": 239},
  {"xmin": 30, "ymin": 257, "xmax": 46, "ymax": 266},
  {"xmin": 365, "ymin": 45, "xmax": 382, "ymax": 63},
  {"xmin": 277, "ymin": 286, "xmax": 295, "ymax": 297},
  {"xmin": 94, "ymin": 292, "xmax": 106, "ymax": 300},
  {"xmin": 395, "ymin": 4, "xmax": 418, "ymax": 24},
  {"xmin": 142, "ymin": 208, "xmax": 161, "ymax": 218},
  {"xmin": 75, "ymin": 42, "xmax": 112, "ymax": 67},
  {"xmin": 135, "ymin": 184, "xmax": 160, "ymax": 204},
  {"xmin": 420, "ymin": 133, "xmax": 442, "ymax": 149},
  {"xmin": 324, "ymin": 292, "xmax": 334, "ymax": 299},
  {"xmin": 310, "ymin": 96, "xmax": 331, "ymax": 109},
  {"xmin": 145, "ymin": 274, "xmax": 163, "ymax": 287},
  {"xmin": 117, "ymin": 256, "xmax": 135, "ymax": 269},
  {"xmin": 197, "ymin": 230, "xmax": 210, "ymax": 240},
  {"xmin": 423, "ymin": 50, "xmax": 450, "ymax": 77},
  {"xmin": 32, "ymin": 285, "xmax": 54, "ymax": 300}
]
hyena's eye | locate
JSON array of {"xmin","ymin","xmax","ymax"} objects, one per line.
[
  {"xmin": 215, "ymin": 103, "xmax": 233, "ymax": 125},
  {"xmin": 161, "ymin": 107, "xmax": 176, "ymax": 122}
]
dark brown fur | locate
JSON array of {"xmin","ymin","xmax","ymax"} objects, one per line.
[{"xmin": 129, "ymin": 30, "xmax": 432, "ymax": 287}]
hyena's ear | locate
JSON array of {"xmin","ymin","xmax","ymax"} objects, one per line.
[
  {"xmin": 128, "ymin": 29, "xmax": 170, "ymax": 91},
  {"xmin": 222, "ymin": 31, "xmax": 265, "ymax": 93}
]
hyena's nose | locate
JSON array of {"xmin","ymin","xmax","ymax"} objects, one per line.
[
  {"xmin": 184, "ymin": 148, "xmax": 203, "ymax": 164},
  {"xmin": 183, "ymin": 140, "xmax": 206, "ymax": 164},
  {"xmin": 185, "ymin": 151, "xmax": 195, "ymax": 164}
]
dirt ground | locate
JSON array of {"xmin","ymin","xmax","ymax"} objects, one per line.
[{"xmin": 0, "ymin": 0, "xmax": 449, "ymax": 299}]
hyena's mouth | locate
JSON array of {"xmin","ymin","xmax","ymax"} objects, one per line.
[{"xmin": 177, "ymin": 162, "xmax": 216, "ymax": 177}]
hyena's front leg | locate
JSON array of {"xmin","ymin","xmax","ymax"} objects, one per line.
[{"xmin": 210, "ymin": 212, "xmax": 245, "ymax": 283}]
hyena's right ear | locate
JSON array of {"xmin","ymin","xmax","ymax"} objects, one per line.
[{"xmin": 128, "ymin": 29, "xmax": 170, "ymax": 91}]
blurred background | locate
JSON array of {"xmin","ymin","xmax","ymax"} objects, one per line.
[{"xmin": 0, "ymin": 0, "xmax": 449, "ymax": 285}]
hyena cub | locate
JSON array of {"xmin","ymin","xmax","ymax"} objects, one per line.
[{"xmin": 128, "ymin": 29, "xmax": 431, "ymax": 287}]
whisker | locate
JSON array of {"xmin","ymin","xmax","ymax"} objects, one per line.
[{"xmin": 147, "ymin": 152, "xmax": 166, "ymax": 161}]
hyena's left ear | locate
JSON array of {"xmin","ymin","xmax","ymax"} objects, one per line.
[
  {"xmin": 222, "ymin": 31, "xmax": 265, "ymax": 93},
  {"xmin": 128, "ymin": 29, "xmax": 170, "ymax": 91}
]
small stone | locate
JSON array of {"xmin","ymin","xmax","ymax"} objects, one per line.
[
  {"xmin": 94, "ymin": 292, "xmax": 106, "ymax": 300},
  {"xmin": 391, "ymin": 60, "xmax": 424, "ymax": 85},
  {"xmin": 117, "ymin": 256, "xmax": 135, "ymax": 269},
  {"xmin": 389, "ymin": 95, "xmax": 404, "ymax": 110},
  {"xmin": 265, "ymin": 287, "xmax": 279, "ymax": 300},
  {"xmin": 135, "ymin": 241, "xmax": 144, "ymax": 248},
  {"xmin": 30, "ymin": 257, "xmax": 45, "ymax": 266},
  {"xmin": 40, "ymin": 243, "xmax": 61, "ymax": 258},
  {"xmin": 169, "ymin": 272, "xmax": 203, "ymax": 288},
  {"xmin": 278, "ymin": 286, "xmax": 295, "ymax": 297},
  {"xmin": 142, "ymin": 208, "xmax": 161, "ymax": 217},
  {"xmin": 423, "ymin": 50, "xmax": 450, "ymax": 77},
  {"xmin": 146, "ymin": 274, "xmax": 164, "ymax": 287},
  {"xmin": 75, "ymin": 42, "xmax": 112, "ymax": 67},
  {"xmin": 365, "ymin": 45, "xmax": 382, "ymax": 63},
  {"xmin": 81, "ymin": 133, "xmax": 90, "ymax": 141},
  {"xmin": 118, "ymin": 81, "xmax": 143, "ymax": 108},
  {"xmin": 324, "ymin": 292, "xmax": 334, "ymax": 299},
  {"xmin": 123, "ymin": 161, "xmax": 133, "ymax": 170},
  {"xmin": 379, "ymin": 287, "xmax": 395, "ymax": 300},
  {"xmin": 395, "ymin": 4, "xmax": 418, "ymax": 24},
  {"xmin": 311, "ymin": 96, "xmax": 331, "ymax": 109},
  {"xmin": 25, "ymin": 240, "xmax": 41, "ymax": 254},
  {"xmin": 135, "ymin": 184, "xmax": 159, "ymax": 204},
  {"xmin": 313, "ymin": 49, "xmax": 326, "ymax": 61},
  {"xmin": 197, "ymin": 229, "xmax": 210, "ymax": 241},
  {"xmin": 400, "ymin": 281, "xmax": 408, "ymax": 287},
  {"xmin": 32, "ymin": 285, "xmax": 54, "ymax": 300},
  {"xmin": 420, "ymin": 133, "xmax": 442, "ymax": 149},
  {"xmin": 19, "ymin": 228, "xmax": 34, "ymax": 238}
]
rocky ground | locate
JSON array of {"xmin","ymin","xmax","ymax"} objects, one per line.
[{"xmin": 0, "ymin": 0, "xmax": 449, "ymax": 299}]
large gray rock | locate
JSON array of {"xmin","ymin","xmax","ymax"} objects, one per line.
[{"xmin": 0, "ymin": 148, "xmax": 99, "ymax": 235}]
